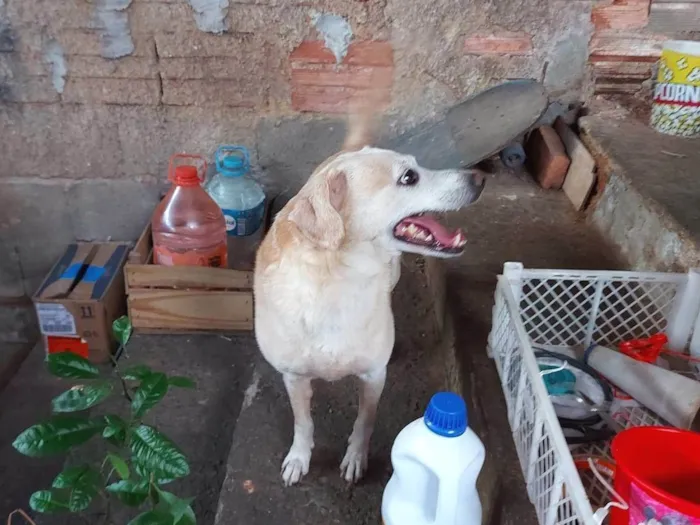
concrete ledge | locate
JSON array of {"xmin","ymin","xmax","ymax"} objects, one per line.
[{"xmin": 581, "ymin": 116, "xmax": 700, "ymax": 271}]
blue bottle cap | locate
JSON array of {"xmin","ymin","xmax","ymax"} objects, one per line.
[
  {"xmin": 424, "ymin": 392, "xmax": 467, "ymax": 437},
  {"xmin": 221, "ymin": 155, "xmax": 246, "ymax": 176}
]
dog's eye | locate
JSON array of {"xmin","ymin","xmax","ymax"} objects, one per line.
[{"xmin": 398, "ymin": 169, "xmax": 419, "ymax": 186}]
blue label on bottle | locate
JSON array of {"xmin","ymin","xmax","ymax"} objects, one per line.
[{"xmin": 222, "ymin": 201, "xmax": 265, "ymax": 237}]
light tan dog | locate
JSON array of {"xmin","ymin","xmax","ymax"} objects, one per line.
[{"xmin": 254, "ymin": 107, "xmax": 485, "ymax": 486}]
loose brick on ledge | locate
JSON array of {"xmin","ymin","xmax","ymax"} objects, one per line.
[
  {"xmin": 162, "ymin": 79, "xmax": 263, "ymax": 108},
  {"xmin": 525, "ymin": 126, "xmax": 570, "ymax": 190},
  {"xmin": 290, "ymin": 41, "xmax": 394, "ymax": 67},
  {"xmin": 63, "ymin": 78, "xmax": 161, "ymax": 105},
  {"xmin": 592, "ymin": 2, "xmax": 650, "ymax": 30},
  {"xmin": 464, "ymin": 33, "xmax": 533, "ymax": 55}
]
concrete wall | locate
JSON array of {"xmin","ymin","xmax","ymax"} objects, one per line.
[{"xmin": 0, "ymin": 0, "xmax": 691, "ymax": 297}]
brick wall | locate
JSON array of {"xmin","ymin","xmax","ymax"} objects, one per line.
[{"xmin": 0, "ymin": 0, "xmax": 693, "ymax": 296}]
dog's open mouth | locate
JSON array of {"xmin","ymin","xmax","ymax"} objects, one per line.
[{"xmin": 393, "ymin": 214, "xmax": 466, "ymax": 254}]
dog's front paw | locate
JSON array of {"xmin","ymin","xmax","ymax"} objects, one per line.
[
  {"xmin": 281, "ymin": 446, "xmax": 311, "ymax": 486},
  {"xmin": 340, "ymin": 441, "xmax": 369, "ymax": 483}
]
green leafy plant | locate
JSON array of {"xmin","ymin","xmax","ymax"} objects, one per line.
[{"xmin": 12, "ymin": 316, "xmax": 197, "ymax": 525}]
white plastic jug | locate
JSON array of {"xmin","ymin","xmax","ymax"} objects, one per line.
[{"xmin": 382, "ymin": 392, "xmax": 485, "ymax": 525}]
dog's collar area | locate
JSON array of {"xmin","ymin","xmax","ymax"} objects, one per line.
[{"xmin": 393, "ymin": 214, "xmax": 466, "ymax": 254}]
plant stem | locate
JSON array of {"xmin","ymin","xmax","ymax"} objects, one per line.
[{"xmin": 109, "ymin": 354, "xmax": 132, "ymax": 402}]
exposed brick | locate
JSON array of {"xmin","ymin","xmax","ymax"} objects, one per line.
[
  {"xmin": 161, "ymin": 79, "xmax": 263, "ymax": 108},
  {"xmin": 592, "ymin": 2, "xmax": 649, "ymax": 30},
  {"xmin": 66, "ymin": 55, "xmax": 157, "ymax": 79},
  {"xmin": 63, "ymin": 78, "xmax": 161, "ymax": 105},
  {"xmin": 160, "ymin": 57, "xmax": 259, "ymax": 79},
  {"xmin": 5, "ymin": 0, "xmax": 93, "ymax": 30},
  {"xmin": 155, "ymin": 33, "xmax": 259, "ymax": 58},
  {"xmin": 289, "ymin": 40, "xmax": 394, "ymax": 113},
  {"xmin": 290, "ymin": 41, "xmax": 394, "ymax": 67},
  {"xmin": 292, "ymin": 84, "xmax": 391, "ymax": 113},
  {"xmin": 463, "ymin": 33, "xmax": 533, "ymax": 55},
  {"xmin": 525, "ymin": 126, "xmax": 570, "ymax": 190},
  {"xmin": 589, "ymin": 33, "xmax": 664, "ymax": 61},
  {"xmin": 59, "ymin": 31, "xmax": 155, "ymax": 58},
  {"xmin": 129, "ymin": 2, "xmax": 196, "ymax": 34},
  {"xmin": 291, "ymin": 64, "xmax": 393, "ymax": 89}
]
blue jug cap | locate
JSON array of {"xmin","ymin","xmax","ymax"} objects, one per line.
[
  {"xmin": 424, "ymin": 392, "xmax": 467, "ymax": 437},
  {"xmin": 216, "ymin": 145, "xmax": 250, "ymax": 177}
]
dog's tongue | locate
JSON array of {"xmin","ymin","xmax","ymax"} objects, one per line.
[{"xmin": 404, "ymin": 215, "xmax": 464, "ymax": 245}]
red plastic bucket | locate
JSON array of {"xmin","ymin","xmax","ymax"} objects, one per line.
[{"xmin": 611, "ymin": 426, "xmax": 700, "ymax": 525}]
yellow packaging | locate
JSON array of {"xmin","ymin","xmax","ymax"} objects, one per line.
[{"xmin": 651, "ymin": 40, "xmax": 700, "ymax": 138}]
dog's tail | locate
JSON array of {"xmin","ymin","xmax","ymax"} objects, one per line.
[{"xmin": 342, "ymin": 73, "xmax": 391, "ymax": 151}]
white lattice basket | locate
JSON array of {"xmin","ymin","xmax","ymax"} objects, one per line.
[{"xmin": 488, "ymin": 263, "xmax": 700, "ymax": 525}]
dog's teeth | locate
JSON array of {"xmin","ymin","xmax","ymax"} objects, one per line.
[
  {"xmin": 426, "ymin": 234, "xmax": 434, "ymax": 242},
  {"xmin": 415, "ymin": 230, "xmax": 427, "ymax": 241},
  {"xmin": 407, "ymin": 224, "xmax": 418, "ymax": 235},
  {"xmin": 452, "ymin": 233, "xmax": 466, "ymax": 247}
]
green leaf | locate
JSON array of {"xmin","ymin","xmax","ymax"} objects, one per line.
[
  {"xmin": 29, "ymin": 490, "xmax": 70, "ymax": 513},
  {"xmin": 134, "ymin": 463, "xmax": 175, "ymax": 485},
  {"xmin": 107, "ymin": 452, "xmax": 130, "ymax": 480},
  {"xmin": 128, "ymin": 510, "xmax": 174, "ymax": 525},
  {"xmin": 123, "ymin": 364, "xmax": 153, "ymax": 382},
  {"xmin": 132, "ymin": 372, "xmax": 168, "ymax": 418},
  {"xmin": 51, "ymin": 381, "xmax": 113, "ymax": 413},
  {"xmin": 130, "ymin": 425, "xmax": 189, "ymax": 481},
  {"xmin": 154, "ymin": 487, "xmax": 195, "ymax": 524},
  {"xmin": 102, "ymin": 415, "xmax": 128, "ymax": 446},
  {"xmin": 51, "ymin": 464, "xmax": 100, "ymax": 511},
  {"xmin": 13, "ymin": 416, "xmax": 105, "ymax": 457},
  {"xmin": 106, "ymin": 479, "xmax": 150, "ymax": 507},
  {"xmin": 46, "ymin": 352, "xmax": 100, "ymax": 379},
  {"xmin": 168, "ymin": 376, "xmax": 196, "ymax": 389},
  {"xmin": 113, "ymin": 315, "xmax": 133, "ymax": 347},
  {"xmin": 176, "ymin": 506, "xmax": 196, "ymax": 525},
  {"xmin": 52, "ymin": 465, "xmax": 96, "ymax": 489}
]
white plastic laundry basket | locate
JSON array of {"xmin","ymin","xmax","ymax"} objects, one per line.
[{"xmin": 488, "ymin": 262, "xmax": 700, "ymax": 525}]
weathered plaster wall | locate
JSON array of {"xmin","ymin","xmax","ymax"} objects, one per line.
[{"xmin": 1, "ymin": 0, "xmax": 692, "ymax": 296}]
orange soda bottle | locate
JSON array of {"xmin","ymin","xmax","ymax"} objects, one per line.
[{"xmin": 152, "ymin": 154, "xmax": 228, "ymax": 268}]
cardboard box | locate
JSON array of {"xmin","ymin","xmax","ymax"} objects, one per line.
[{"xmin": 33, "ymin": 242, "xmax": 131, "ymax": 363}]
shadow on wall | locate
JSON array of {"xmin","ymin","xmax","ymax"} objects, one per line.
[{"xmin": 0, "ymin": 180, "xmax": 162, "ymax": 297}]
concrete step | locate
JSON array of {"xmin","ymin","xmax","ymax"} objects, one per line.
[
  {"xmin": 580, "ymin": 115, "xmax": 700, "ymax": 271},
  {"xmin": 214, "ymin": 256, "xmax": 448, "ymax": 525}
]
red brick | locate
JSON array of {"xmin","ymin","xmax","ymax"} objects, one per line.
[
  {"xmin": 161, "ymin": 79, "xmax": 264, "ymax": 108},
  {"xmin": 290, "ymin": 41, "xmax": 394, "ymax": 66},
  {"xmin": 591, "ymin": 2, "xmax": 649, "ymax": 30},
  {"xmin": 291, "ymin": 64, "xmax": 393, "ymax": 89},
  {"xmin": 291, "ymin": 84, "xmax": 391, "ymax": 114},
  {"xmin": 525, "ymin": 126, "xmax": 570, "ymax": 190},
  {"xmin": 589, "ymin": 34, "xmax": 664, "ymax": 61},
  {"xmin": 5, "ymin": 77, "xmax": 60, "ymax": 103},
  {"xmin": 463, "ymin": 33, "xmax": 533, "ymax": 55},
  {"xmin": 63, "ymin": 78, "xmax": 161, "ymax": 105}
]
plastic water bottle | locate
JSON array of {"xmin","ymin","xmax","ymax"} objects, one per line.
[
  {"xmin": 206, "ymin": 145, "xmax": 265, "ymax": 237},
  {"xmin": 151, "ymin": 154, "xmax": 227, "ymax": 268},
  {"xmin": 382, "ymin": 392, "xmax": 485, "ymax": 525}
]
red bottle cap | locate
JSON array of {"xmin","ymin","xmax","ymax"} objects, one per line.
[{"xmin": 173, "ymin": 165, "xmax": 201, "ymax": 186}]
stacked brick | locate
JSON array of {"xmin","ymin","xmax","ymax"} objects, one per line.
[{"xmin": 588, "ymin": 0, "xmax": 699, "ymax": 97}]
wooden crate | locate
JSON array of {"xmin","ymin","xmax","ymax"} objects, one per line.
[{"xmin": 125, "ymin": 208, "xmax": 270, "ymax": 333}]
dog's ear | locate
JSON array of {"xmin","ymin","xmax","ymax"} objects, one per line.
[{"xmin": 289, "ymin": 169, "xmax": 348, "ymax": 250}]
